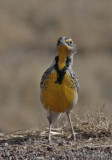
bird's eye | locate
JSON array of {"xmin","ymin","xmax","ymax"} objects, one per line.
[
  {"xmin": 66, "ymin": 40, "xmax": 73, "ymax": 45},
  {"xmin": 69, "ymin": 41, "xmax": 73, "ymax": 44}
]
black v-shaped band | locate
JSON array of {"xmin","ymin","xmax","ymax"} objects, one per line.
[{"xmin": 54, "ymin": 56, "xmax": 71, "ymax": 84}]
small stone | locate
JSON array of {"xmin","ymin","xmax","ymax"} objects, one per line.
[
  {"xmin": 5, "ymin": 143, "xmax": 8, "ymax": 146},
  {"xmin": 36, "ymin": 157, "xmax": 44, "ymax": 160},
  {"xmin": 47, "ymin": 146, "xmax": 53, "ymax": 151},
  {"xmin": 23, "ymin": 146, "xmax": 27, "ymax": 149},
  {"xmin": 0, "ymin": 133, "xmax": 4, "ymax": 137},
  {"xmin": 58, "ymin": 142, "xmax": 63, "ymax": 146},
  {"xmin": 0, "ymin": 147, "xmax": 4, "ymax": 151}
]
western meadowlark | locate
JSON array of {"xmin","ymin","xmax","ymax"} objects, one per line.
[{"xmin": 40, "ymin": 36, "xmax": 79, "ymax": 143}]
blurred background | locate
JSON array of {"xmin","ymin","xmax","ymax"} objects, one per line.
[{"xmin": 0, "ymin": 0, "xmax": 112, "ymax": 132}]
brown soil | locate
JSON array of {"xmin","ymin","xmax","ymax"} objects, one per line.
[{"xmin": 0, "ymin": 128, "xmax": 112, "ymax": 160}]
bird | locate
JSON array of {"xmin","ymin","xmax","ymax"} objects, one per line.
[{"xmin": 40, "ymin": 36, "xmax": 80, "ymax": 143}]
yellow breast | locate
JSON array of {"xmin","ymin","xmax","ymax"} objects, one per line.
[{"xmin": 41, "ymin": 70, "xmax": 77, "ymax": 112}]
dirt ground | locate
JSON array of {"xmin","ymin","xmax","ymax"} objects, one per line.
[{"xmin": 0, "ymin": 128, "xmax": 112, "ymax": 160}]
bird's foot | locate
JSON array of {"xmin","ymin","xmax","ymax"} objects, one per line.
[
  {"xmin": 68, "ymin": 133, "xmax": 76, "ymax": 142},
  {"xmin": 71, "ymin": 133, "xmax": 76, "ymax": 142}
]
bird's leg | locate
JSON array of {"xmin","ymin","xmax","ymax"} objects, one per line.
[
  {"xmin": 48, "ymin": 121, "xmax": 52, "ymax": 144},
  {"xmin": 66, "ymin": 112, "xmax": 76, "ymax": 141}
]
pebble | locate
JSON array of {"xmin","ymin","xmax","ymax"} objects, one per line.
[
  {"xmin": 0, "ymin": 136, "xmax": 112, "ymax": 159},
  {"xmin": 0, "ymin": 133, "xmax": 4, "ymax": 137}
]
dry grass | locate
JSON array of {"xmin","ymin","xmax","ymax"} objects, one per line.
[
  {"xmin": 0, "ymin": 110, "xmax": 112, "ymax": 144},
  {"xmin": 0, "ymin": 111, "xmax": 112, "ymax": 159},
  {"xmin": 73, "ymin": 110, "xmax": 112, "ymax": 138}
]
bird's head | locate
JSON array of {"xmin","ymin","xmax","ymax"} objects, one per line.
[{"xmin": 56, "ymin": 37, "xmax": 77, "ymax": 56}]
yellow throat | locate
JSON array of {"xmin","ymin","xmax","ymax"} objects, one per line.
[{"xmin": 57, "ymin": 44, "xmax": 71, "ymax": 70}]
